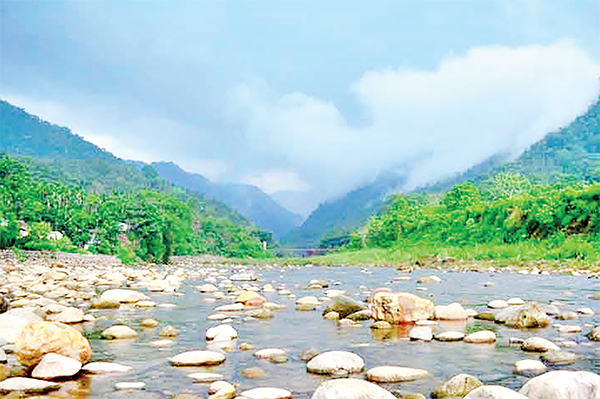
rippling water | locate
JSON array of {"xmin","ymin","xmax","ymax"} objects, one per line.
[{"xmin": 55, "ymin": 266, "xmax": 599, "ymax": 398}]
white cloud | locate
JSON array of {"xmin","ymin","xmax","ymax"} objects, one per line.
[
  {"xmin": 245, "ymin": 170, "xmax": 310, "ymax": 194},
  {"xmin": 233, "ymin": 39, "xmax": 599, "ymax": 200}
]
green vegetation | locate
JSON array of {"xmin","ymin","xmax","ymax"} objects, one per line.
[
  {"xmin": 341, "ymin": 173, "xmax": 600, "ymax": 263},
  {"xmin": 0, "ymin": 155, "xmax": 271, "ymax": 262}
]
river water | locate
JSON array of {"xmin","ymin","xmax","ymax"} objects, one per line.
[{"xmin": 58, "ymin": 265, "xmax": 599, "ymax": 398}]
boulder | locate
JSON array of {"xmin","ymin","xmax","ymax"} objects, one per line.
[
  {"xmin": 245, "ymin": 308, "xmax": 273, "ymax": 319},
  {"xmin": 198, "ymin": 284, "xmax": 218, "ymax": 293},
  {"xmin": 31, "ymin": 353, "xmax": 82, "ymax": 380},
  {"xmin": 15, "ymin": 322, "xmax": 92, "ymax": 367},
  {"xmin": 311, "ymin": 378, "xmax": 396, "ymax": 399},
  {"xmin": 99, "ymin": 289, "xmax": 150, "ymax": 304},
  {"xmin": 434, "ymin": 331, "xmax": 465, "ymax": 342},
  {"xmin": 487, "ymin": 300, "xmax": 509, "ymax": 309},
  {"xmin": 206, "ymin": 324, "xmax": 237, "ymax": 341},
  {"xmin": 464, "ymin": 331, "xmax": 496, "ymax": 344},
  {"xmin": 322, "ymin": 295, "xmax": 366, "ymax": 319},
  {"xmin": 346, "ymin": 309, "xmax": 372, "ymax": 321},
  {"xmin": 235, "ymin": 291, "xmax": 263, "ymax": 304},
  {"xmin": 101, "ymin": 325, "xmax": 139, "ymax": 340},
  {"xmin": 209, "ymin": 381, "xmax": 236, "ymax": 399},
  {"xmin": 324, "ymin": 311, "xmax": 340, "ymax": 321},
  {"xmin": 254, "ymin": 348, "xmax": 287, "ymax": 359},
  {"xmin": 519, "ymin": 370, "xmax": 600, "ymax": 399},
  {"xmin": 366, "ymin": 366, "xmax": 428, "ymax": 382},
  {"xmin": 432, "ymin": 374, "xmax": 482, "ymax": 398},
  {"xmin": 296, "ymin": 296, "xmax": 320, "ymax": 311},
  {"xmin": 521, "ymin": 337, "xmax": 559, "ymax": 352},
  {"xmin": 435, "ymin": 303, "xmax": 468, "ymax": 320},
  {"xmin": 464, "ymin": 386, "xmax": 528, "ymax": 399},
  {"xmin": 0, "ymin": 377, "xmax": 60, "ymax": 395},
  {"xmin": 540, "ymin": 350, "xmax": 578, "ymax": 365},
  {"xmin": 240, "ymin": 387, "xmax": 292, "ymax": 399},
  {"xmin": 369, "ymin": 292, "xmax": 434, "ymax": 324},
  {"xmin": 170, "ymin": 350, "xmax": 226, "ymax": 366},
  {"xmin": 495, "ymin": 303, "xmax": 549, "ymax": 328},
  {"xmin": 307, "ymin": 351, "xmax": 365, "ymax": 375},
  {"xmin": 0, "ymin": 313, "xmax": 34, "ymax": 344}
]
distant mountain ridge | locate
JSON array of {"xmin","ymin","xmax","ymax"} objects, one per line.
[{"xmin": 151, "ymin": 162, "xmax": 303, "ymax": 239}]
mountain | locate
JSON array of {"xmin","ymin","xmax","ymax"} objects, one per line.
[
  {"xmin": 423, "ymin": 95, "xmax": 600, "ymax": 192},
  {"xmin": 0, "ymin": 99, "xmax": 249, "ymax": 225},
  {"xmin": 283, "ymin": 171, "xmax": 408, "ymax": 248},
  {"xmin": 151, "ymin": 161, "xmax": 303, "ymax": 239},
  {"xmin": 270, "ymin": 190, "xmax": 316, "ymax": 218}
]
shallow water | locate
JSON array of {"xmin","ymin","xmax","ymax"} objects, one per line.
[{"xmin": 52, "ymin": 266, "xmax": 600, "ymax": 398}]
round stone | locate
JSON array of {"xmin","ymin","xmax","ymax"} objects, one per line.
[
  {"xmin": 101, "ymin": 325, "xmax": 139, "ymax": 340},
  {"xmin": 254, "ymin": 348, "xmax": 287, "ymax": 359},
  {"xmin": 187, "ymin": 372, "xmax": 224, "ymax": 382},
  {"xmin": 464, "ymin": 330, "xmax": 496, "ymax": 344},
  {"xmin": 170, "ymin": 350, "xmax": 226, "ymax": 366},
  {"xmin": 31, "ymin": 353, "xmax": 82, "ymax": 380},
  {"xmin": 366, "ymin": 366, "xmax": 428, "ymax": 382},
  {"xmin": 311, "ymin": 378, "xmax": 396, "ymax": 399},
  {"xmin": 240, "ymin": 387, "xmax": 292, "ymax": 399},
  {"xmin": 514, "ymin": 359, "xmax": 547, "ymax": 375},
  {"xmin": 307, "ymin": 351, "xmax": 365, "ymax": 375},
  {"xmin": 82, "ymin": 362, "xmax": 133, "ymax": 374}
]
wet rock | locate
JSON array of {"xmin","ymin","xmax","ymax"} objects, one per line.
[
  {"xmin": 170, "ymin": 350, "xmax": 225, "ymax": 366},
  {"xmin": 47, "ymin": 307, "xmax": 84, "ymax": 324},
  {"xmin": 432, "ymin": 373, "xmax": 482, "ymax": 398},
  {"xmin": 474, "ymin": 312, "xmax": 495, "ymax": 321},
  {"xmin": 209, "ymin": 380, "xmax": 236, "ymax": 399},
  {"xmin": 338, "ymin": 318, "xmax": 356, "ymax": 327},
  {"xmin": 239, "ymin": 342, "xmax": 254, "ymax": 351},
  {"xmin": 487, "ymin": 300, "xmax": 508, "ymax": 309},
  {"xmin": 557, "ymin": 324, "xmax": 581, "ymax": 333},
  {"xmin": 507, "ymin": 298, "xmax": 524, "ymax": 305},
  {"xmin": 521, "ymin": 337, "xmax": 559, "ymax": 352},
  {"xmin": 311, "ymin": 378, "xmax": 396, "ymax": 399},
  {"xmin": 464, "ymin": 386, "xmax": 528, "ymax": 399},
  {"xmin": 140, "ymin": 319, "xmax": 159, "ymax": 328},
  {"xmin": 324, "ymin": 311, "xmax": 340, "ymax": 321},
  {"xmin": 346, "ymin": 309, "xmax": 372, "ymax": 321},
  {"xmin": 0, "ymin": 377, "xmax": 61, "ymax": 395},
  {"xmin": 187, "ymin": 372, "xmax": 224, "ymax": 382},
  {"xmin": 206, "ymin": 324, "xmax": 237, "ymax": 341},
  {"xmin": 101, "ymin": 325, "xmax": 139, "ymax": 339},
  {"xmin": 245, "ymin": 296, "xmax": 267, "ymax": 307},
  {"xmin": 245, "ymin": 308, "xmax": 273, "ymax": 319},
  {"xmin": 135, "ymin": 300, "xmax": 157, "ymax": 308},
  {"xmin": 0, "ymin": 294, "xmax": 9, "ymax": 314},
  {"xmin": 577, "ymin": 307, "xmax": 594, "ymax": 316},
  {"xmin": 513, "ymin": 359, "xmax": 546, "ymax": 375},
  {"xmin": 557, "ymin": 311, "xmax": 578, "ymax": 320},
  {"xmin": 215, "ymin": 303, "xmax": 244, "ymax": 312},
  {"xmin": 307, "ymin": 351, "xmax": 365, "ymax": 375},
  {"xmin": 296, "ymin": 296, "xmax": 320, "ymax": 311},
  {"xmin": 418, "ymin": 275, "xmax": 441, "ymax": 284},
  {"xmin": 229, "ymin": 272, "xmax": 257, "ymax": 282},
  {"xmin": 495, "ymin": 303, "xmax": 549, "ymax": 328},
  {"xmin": 519, "ymin": 370, "xmax": 600, "ymax": 399},
  {"xmin": 434, "ymin": 331, "xmax": 465, "ymax": 342},
  {"xmin": 15, "ymin": 322, "xmax": 92, "ymax": 367},
  {"xmin": 90, "ymin": 298, "xmax": 120, "ymax": 309},
  {"xmin": 241, "ymin": 387, "xmax": 292, "ymax": 399},
  {"xmin": 322, "ymin": 295, "xmax": 366, "ymax": 319},
  {"xmin": 241, "ymin": 366, "xmax": 266, "ymax": 379},
  {"xmin": 198, "ymin": 284, "xmax": 218, "ymax": 293},
  {"xmin": 370, "ymin": 321, "xmax": 392, "ymax": 330},
  {"xmin": 464, "ymin": 330, "xmax": 496, "ymax": 344},
  {"xmin": 409, "ymin": 326, "xmax": 433, "ymax": 341},
  {"xmin": 370, "ymin": 292, "xmax": 434, "ymax": 324},
  {"xmin": 235, "ymin": 291, "xmax": 262, "ymax": 304},
  {"xmin": 254, "ymin": 348, "xmax": 286, "ymax": 360},
  {"xmin": 99, "ymin": 289, "xmax": 150, "ymax": 304},
  {"xmin": 540, "ymin": 350, "xmax": 578, "ymax": 365},
  {"xmin": 589, "ymin": 326, "xmax": 600, "ymax": 341},
  {"xmin": 300, "ymin": 348, "xmax": 320, "ymax": 362},
  {"xmin": 366, "ymin": 366, "xmax": 428, "ymax": 383},
  {"xmin": 159, "ymin": 325, "xmax": 180, "ymax": 337},
  {"xmin": 435, "ymin": 303, "xmax": 468, "ymax": 320},
  {"xmin": 31, "ymin": 353, "xmax": 82, "ymax": 380},
  {"xmin": 82, "ymin": 362, "xmax": 132, "ymax": 374},
  {"xmin": 150, "ymin": 339, "xmax": 173, "ymax": 348}
]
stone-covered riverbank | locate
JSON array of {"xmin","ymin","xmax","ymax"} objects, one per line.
[{"xmin": 0, "ymin": 250, "xmax": 598, "ymax": 398}]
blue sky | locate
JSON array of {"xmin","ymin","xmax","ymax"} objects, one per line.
[{"xmin": 1, "ymin": 0, "xmax": 599, "ymax": 214}]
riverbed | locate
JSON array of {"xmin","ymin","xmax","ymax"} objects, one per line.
[{"xmin": 69, "ymin": 264, "xmax": 600, "ymax": 398}]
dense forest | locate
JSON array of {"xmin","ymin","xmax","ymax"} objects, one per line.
[
  {"xmin": 350, "ymin": 173, "xmax": 600, "ymax": 262},
  {"xmin": 0, "ymin": 155, "xmax": 271, "ymax": 262}
]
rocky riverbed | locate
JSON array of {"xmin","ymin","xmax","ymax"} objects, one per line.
[{"xmin": 0, "ymin": 250, "xmax": 599, "ymax": 398}]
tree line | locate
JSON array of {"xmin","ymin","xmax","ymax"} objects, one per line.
[{"xmin": 0, "ymin": 155, "xmax": 271, "ymax": 262}]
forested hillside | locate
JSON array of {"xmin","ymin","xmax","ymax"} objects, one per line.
[{"xmin": 152, "ymin": 162, "xmax": 303, "ymax": 238}]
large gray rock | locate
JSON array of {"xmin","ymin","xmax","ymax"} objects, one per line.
[
  {"xmin": 464, "ymin": 386, "xmax": 528, "ymax": 399},
  {"xmin": 432, "ymin": 374, "xmax": 482, "ymax": 398},
  {"xmin": 307, "ymin": 351, "xmax": 365, "ymax": 375},
  {"xmin": 31, "ymin": 353, "xmax": 82, "ymax": 380},
  {"xmin": 323, "ymin": 295, "xmax": 366, "ymax": 319},
  {"xmin": 0, "ymin": 377, "xmax": 60, "ymax": 394},
  {"xmin": 311, "ymin": 378, "xmax": 396, "ymax": 399},
  {"xmin": 495, "ymin": 302, "xmax": 549, "ymax": 328},
  {"xmin": 519, "ymin": 370, "xmax": 600, "ymax": 399}
]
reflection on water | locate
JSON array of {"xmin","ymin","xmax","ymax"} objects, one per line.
[{"xmin": 24, "ymin": 266, "xmax": 600, "ymax": 398}]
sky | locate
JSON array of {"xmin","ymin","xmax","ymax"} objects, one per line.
[{"xmin": 1, "ymin": 0, "xmax": 599, "ymax": 216}]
